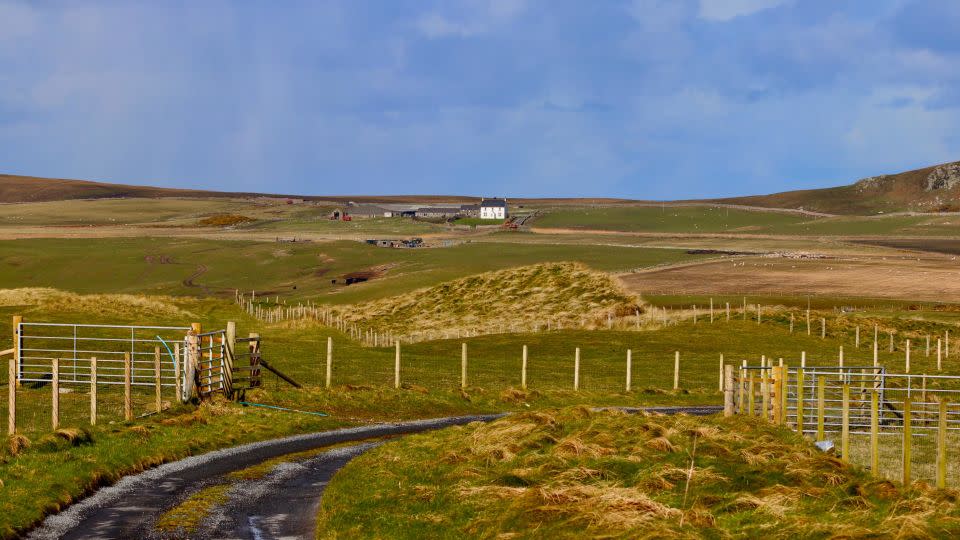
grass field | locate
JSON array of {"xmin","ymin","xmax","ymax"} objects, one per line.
[
  {"xmin": 0, "ymin": 237, "xmax": 710, "ymax": 304},
  {"xmin": 534, "ymin": 205, "xmax": 960, "ymax": 237}
]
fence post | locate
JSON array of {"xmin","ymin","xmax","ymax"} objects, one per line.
[
  {"xmin": 821, "ymin": 318, "xmax": 826, "ymax": 339},
  {"xmin": 938, "ymin": 339, "xmax": 943, "ymax": 371},
  {"xmin": 154, "ymin": 346, "xmax": 162, "ymax": 413},
  {"xmin": 801, "ymin": 351, "xmax": 806, "ymax": 368},
  {"xmin": 772, "ymin": 366, "xmax": 782, "ymax": 424},
  {"xmin": 626, "ymin": 349, "xmax": 632, "ymax": 392},
  {"xmin": 806, "ymin": 309, "xmax": 811, "ymax": 335},
  {"xmin": 816, "ymin": 376, "xmax": 825, "ymax": 442},
  {"xmin": 726, "ymin": 302, "xmax": 730, "ymax": 322},
  {"xmin": 905, "ymin": 339, "xmax": 911, "ymax": 373},
  {"xmin": 7, "ymin": 357, "xmax": 14, "ymax": 435},
  {"xmin": 673, "ymin": 351, "xmax": 680, "ymax": 391},
  {"xmin": 870, "ymin": 390, "xmax": 879, "ymax": 475},
  {"xmin": 796, "ymin": 366, "xmax": 805, "ymax": 433},
  {"xmin": 174, "ymin": 342, "xmax": 182, "ymax": 403},
  {"xmin": 790, "ymin": 313, "xmax": 794, "ymax": 333},
  {"xmin": 51, "ymin": 358, "xmax": 60, "ymax": 431},
  {"xmin": 718, "ymin": 354, "xmax": 724, "ymax": 392},
  {"xmin": 724, "ymin": 365, "xmax": 735, "ymax": 417},
  {"xmin": 124, "ymin": 352, "xmax": 133, "ymax": 421},
  {"xmin": 90, "ymin": 357, "xmax": 98, "ymax": 425},
  {"xmin": 394, "ymin": 340, "xmax": 401, "ymax": 389},
  {"xmin": 856, "ymin": 326, "xmax": 860, "ymax": 349},
  {"xmin": 841, "ymin": 383, "xmax": 850, "ymax": 462},
  {"xmin": 938, "ymin": 400, "xmax": 948, "ymax": 489},
  {"xmin": 761, "ymin": 365, "xmax": 770, "ymax": 421},
  {"xmin": 325, "ymin": 337, "xmax": 333, "ymax": 389},
  {"xmin": 522, "ymin": 345, "xmax": 528, "ymax": 390},
  {"xmin": 12, "ymin": 315, "xmax": 21, "ymax": 389},
  {"xmin": 839, "ymin": 346, "xmax": 844, "ymax": 368},
  {"xmin": 903, "ymin": 397, "xmax": 912, "ymax": 486},
  {"xmin": 738, "ymin": 360, "xmax": 746, "ymax": 414},
  {"xmin": 574, "ymin": 348, "xmax": 580, "ymax": 391},
  {"xmin": 461, "ymin": 343, "xmax": 468, "ymax": 389}
]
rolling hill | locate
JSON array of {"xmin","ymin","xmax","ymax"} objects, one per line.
[{"xmin": 712, "ymin": 160, "xmax": 960, "ymax": 215}]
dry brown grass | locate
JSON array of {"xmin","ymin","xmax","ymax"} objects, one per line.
[
  {"xmin": 326, "ymin": 262, "xmax": 642, "ymax": 341},
  {"xmin": 0, "ymin": 287, "xmax": 194, "ymax": 319}
]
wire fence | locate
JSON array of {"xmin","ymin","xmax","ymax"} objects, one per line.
[{"xmin": 733, "ymin": 364, "xmax": 960, "ymax": 487}]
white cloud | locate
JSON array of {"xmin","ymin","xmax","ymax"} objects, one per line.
[
  {"xmin": 415, "ymin": 0, "xmax": 527, "ymax": 39},
  {"xmin": 698, "ymin": 0, "xmax": 789, "ymax": 22}
]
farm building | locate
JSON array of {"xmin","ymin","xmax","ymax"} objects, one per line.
[
  {"xmin": 415, "ymin": 207, "xmax": 460, "ymax": 219},
  {"xmin": 338, "ymin": 205, "xmax": 394, "ymax": 219},
  {"xmin": 459, "ymin": 204, "xmax": 480, "ymax": 217},
  {"xmin": 480, "ymin": 198, "xmax": 508, "ymax": 220}
]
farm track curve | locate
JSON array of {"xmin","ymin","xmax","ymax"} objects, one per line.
[{"xmin": 27, "ymin": 406, "xmax": 722, "ymax": 540}]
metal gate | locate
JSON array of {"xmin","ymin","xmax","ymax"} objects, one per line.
[{"xmin": 15, "ymin": 322, "xmax": 191, "ymax": 388}]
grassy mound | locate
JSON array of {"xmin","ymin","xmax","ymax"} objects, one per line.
[
  {"xmin": 318, "ymin": 408, "xmax": 960, "ymax": 538},
  {"xmin": 197, "ymin": 214, "xmax": 256, "ymax": 227},
  {"xmin": 331, "ymin": 262, "xmax": 641, "ymax": 339},
  {"xmin": 0, "ymin": 287, "xmax": 194, "ymax": 319}
]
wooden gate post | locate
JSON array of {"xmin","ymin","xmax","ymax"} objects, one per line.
[
  {"xmin": 938, "ymin": 400, "xmax": 948, "ymax": 489},
  {"xmin": 394, "ymin": 340, "xmax": 401, "ymax": 389},
  {"xmin": 7, "ymin": 357, "xmax": 14, "ymax": 435},
  {"xmin": 903, "ymin": 397, "xmax": 912, "ymax": 486},
  {"xmin": 51, "ymin": 358, "xmax": 60, "ymax": 430},
  {"xmin": 870, "ymin": 390, "xmax": 879, "ymax": 475},
  {"xmin": 772, "ymin": 366, "xmax": 783, "ymax": 424},
  {"xmin": 461, "ymin": 343, "xmax": 468, "ymax": 389},
  {"xmin": 174, "ymin": 342, "xmax": 182, "ymax": 402},
  {"xmin": 90, "ymin": 357, "xmax": 98, "ymax": 425},
  {"xmin": 12, "ymin": 315, "xmax": 21, "ymax": 389},
  {"xmin": 625, "ymin": 349, "xmax": 632, "ymax": 392},
  {"xmin": 747, "ymin": 368, "xmax": 756, "ymax": 416},
  {"xmin": 124, "ymin": 352, "xmax": 133, "ymax": 421},
  {"xmin": 841, "ymin": 383, "xmax": 850, "ymax": 462},
  {"xmin": 154, "ymin": 346, "xmax": 162, "ymax": 413},
  {"xmin": 574, "ymin": 348, "xmax": 580, "ymax": 391},
  {"xmin": 816, "ymin": 376, "xmax": 825, "ymax": 442},
  {"xmin": 223, "ymin": 322, "xmax": 235, "ymax": 396},
  {"xmin": 796, "ymin": 367, "xmax": 805, "ymax": 433},
  {"xmin": 724, "ymin": 365, "xmax": 735, "ymax": 417},
  {"xmin": 521, "ymin": 345, "xmax": 528, "ymax": 390},
  {"xmin": 326, "ymin": 337, "xmax": 333, "ymax": 389}
]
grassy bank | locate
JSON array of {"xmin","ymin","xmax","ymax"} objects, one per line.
[{"xmin": 318, "ymin": 407, "xmax": 960, "ymax": 538}]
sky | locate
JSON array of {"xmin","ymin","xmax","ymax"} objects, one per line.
[{"xmin": 0, "ymin": 0, "xmax": 958, "ymax": 199}]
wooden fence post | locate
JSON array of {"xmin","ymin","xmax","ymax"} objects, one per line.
[
  {"xmin": 801, "ymin": 351, "xmax": 806, "ymax": 368},
  {"xmin": 905, "ymin": 339, "xmax": 911, "ymax": 373},
  {"xmin": 174, "ymin": 342, "xmax": 182, "ymax": 403},
  {"xmin": 224, "ymin": 321, "xmax": 235, "ymax": 396},
  {"xmin": 724, "ymin": 365, "xmax": 735, "ymax": 417},
  {"xmin": 124, "ymin": 352, "xmax": 133, "ymax": 421},
  {"xmin": 903, "ymin": 397, "xmax": 912, "ymax": 486},
  {"xmin": 816, "ymin": 376, "xmax": 825, "ymax": 442},
  {"xmin": 154, "ymin": 346, "xmax": 162, "ymax": 413},
  {"xmin": 726, "ymin": 302, "xmax": 730, "ymax": 322},
  {"xmin": 626, "ymin": 349, "xmax": 632, "ymax": 392},
  {"xmin": 51, "ymin": 358, "xmax": 60, "ymax": 430},
  {"xmin": 841, "ymin": 383, "xmax": 850, "ymax": 462},
  {"xmin": 806, "ymin": 309, "xmax": 811, "ymax": 335},
  {"xmin": 870, "ymin": 390, "xmax": 879, "ymax": 475},
  {"xmin": 938, "ymin": 400, "xmax": 948, "ymax": 489},
  {"xmin": 821, "ymin": 318, "xmax": 826, "ymax": 339},
  {"xmin": 772, "ymin": 366, "xmax": 783, "ymax": 424},
  {"xmin": 394, "ymin": 340, "xmax": 401, "ymax": 389},
  {"xmin": 938, "ymin": 339, "xmax": 943, "ymax": 371},
  {"xmin": 522, "ymin": 345, "xmax": 528, "ymax": 390},
  {"xmin": 761, "ymin": 365, "xmax": 770, "ymax": 421},
  {"xmin": 90, "ymin": 357, "xmax": 98, "ymax": 425},
  {"xmin": 856, "ymin": 326, "xmax": 860, "ymax": 349},
  {"xmin": 718, "ymin": 354, "xmax": 724, "ymax": 392},
  {"xmin": 673, "ymin": 351, "xmax": 680, "ymax": 391},
  {"xmin": 796, "ymin": 366, "xmax": 805, "ymax": 433},
  {"xmin": 461, "ymin": 343, "xmax": 468, "ymax": 389},
  {"xmin": 839, "ymin": 346, "xmax": 844, "ymax": 368},
  {"xmin": 874, "ymin": 339, "xmax": 879, "ymax": 367},
  {"xmin": 574, "ymin": 348, "xmax": 580, "ymax": 391},
  {"xmin": 326, "ymin": 337, "xmax": 333, "ymax": 389},
  {"xmin": 12, "ymin": 315, "xmax": 21, "ymax": 389},
  {"xmin": 738, "ymin": 360, "xmax": 746, "ymax": 414},
  {"xmin": 790, "ymin": 313, "xmax": 794, "ymax": 333},
  {"xmin": 7, "ymin": 357, "xmax": 14, "ymax": 435}
]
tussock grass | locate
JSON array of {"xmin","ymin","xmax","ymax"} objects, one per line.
[
  {"xmin": 0, "ymin": 287, "xmax": 194, "ymax": 319},
  {"xmin": 318, "ymin": 409, "xmax": 960, "ymax": 538},
  {"xmin": 326, "ymin": 262, "xmax": 641, "ymax": 341}
]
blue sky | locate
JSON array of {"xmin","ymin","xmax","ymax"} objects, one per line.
[{"xmin": 0, "ymin": 0, "xmax": 958, "ymax": 199}]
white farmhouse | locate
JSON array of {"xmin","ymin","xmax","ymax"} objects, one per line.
[{"xmin": 479, "ymin": 198, "xmax": 508, "ymax": 220}]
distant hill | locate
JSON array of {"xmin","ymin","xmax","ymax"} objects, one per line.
[{"xmin": 711, "ymin": 161, "xmax": 960, "ymax": 215}]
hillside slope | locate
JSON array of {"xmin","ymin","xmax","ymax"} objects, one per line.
[
  {"xmin": 713, "ymin": 161, "xmax": 960, "ymax": 215},
  {"xmin": 328, "ymin": 262, "xmax": 641, "ymax": 340}
]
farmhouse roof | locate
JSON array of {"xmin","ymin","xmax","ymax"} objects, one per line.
[
  {"xmin": 349, "ymin": 204, "xmax": 390, "ymax": 215},
  {"xmin": 480, "ymin": 198, "xmax": 507, "ymax": 208},
  {"xmin": 417, "ymin": 207, "xmax": 459, "ymax": 213}
]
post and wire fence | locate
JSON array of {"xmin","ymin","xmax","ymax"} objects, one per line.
[{"xmin": 729, "ymin": 363, "xmax": 960, "ymax": 487}]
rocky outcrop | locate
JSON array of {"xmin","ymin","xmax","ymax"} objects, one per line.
[{"xmin": 926, "ymin": 162, "xmax": 960, "ymax": 191}]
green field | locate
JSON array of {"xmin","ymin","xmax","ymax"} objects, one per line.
[
  {"xmin": 534, "ymin": 205, "xmax": 960, "ymax": 237},
  {"xmin": 0, "ymin": 238, "xmax": 709, "ymax": 304}
]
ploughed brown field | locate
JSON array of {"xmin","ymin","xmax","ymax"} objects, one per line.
[{"xmin": 619, "ymin": 254, "xmax": 960, "ymax": 302}]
